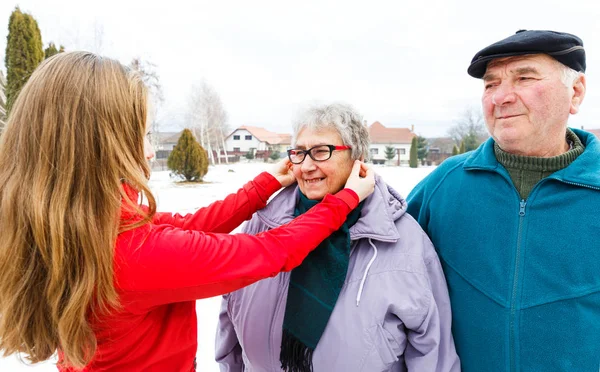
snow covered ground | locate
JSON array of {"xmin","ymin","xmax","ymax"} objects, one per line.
[{"xmin": 0, "ymin": 162, "xmax": 435, "ymax": 371}]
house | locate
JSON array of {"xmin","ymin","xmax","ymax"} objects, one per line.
[
  {"xmin": 224, "ymin": 126, "xmax": 291, "ymax": 159},
  {"xmin": 368, "ymin": 122, "xmax": 416, "ymax": 165}
]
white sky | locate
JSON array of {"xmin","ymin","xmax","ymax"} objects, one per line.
[{"xmin": 1, "ymin": 0, "xmax": 600, "ymax": 137}]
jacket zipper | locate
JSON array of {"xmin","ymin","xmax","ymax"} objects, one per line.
[
  {"xmin": 510, "ymin": 199, "xmax": 527, "ymax": 372},
  {"xmin": 559, "ymin": 180, "xmax": 600, "ymax": 191},
  {"xmin": 462, "ymin": 168, "xmax": 600, "ymax": 372}
]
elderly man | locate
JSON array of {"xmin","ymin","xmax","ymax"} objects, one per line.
[{"xmin": 407, "ymin": 30, "xmax": 599, "ymax": 371}]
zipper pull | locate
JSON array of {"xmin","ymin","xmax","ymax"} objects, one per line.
[{"xmin": 519, "ymin": 200, "xmax": 527, "ymax": 216}]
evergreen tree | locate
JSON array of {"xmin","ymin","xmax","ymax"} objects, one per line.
[
  {"xmin": 44, "ymin": 42, "xmax": 64, "ymax": 59},
  {"xmin": 463, "ymin": 132, "xmax": 480, "ymax": 152},
  {"xmin": 459, "ymin": 141, "xmax": 466, "ymax": 154},
  {"xmin": 384, "ymin": 146, "xmax": 396, "ymax": 162},
  {"xmin": 167, "ymin": 129, "xmax": 209, "ymax": 181},
  {"xmin": 452, "ymin": 144, "xmax": 459, "ymax": 156},
  {"xmin": 409, "ymin": 137, "xmax": 418, "ymax": 168},
  {"xmin": 5, "ymin": 7, "xmax": 44, "ymax": 112},
  {"xmin": 417, "ymin": 136, "xmax": 428, "ymax": 164}
]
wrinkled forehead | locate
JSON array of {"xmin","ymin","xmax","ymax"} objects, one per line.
[{"xmin": 485, "ymin": 54, "xmax": 561, "ymax": 76}]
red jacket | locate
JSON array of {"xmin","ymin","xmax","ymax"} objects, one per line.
[{"xmin": 58, "ymin": 172, "xmax": 358, "ymax": 371}]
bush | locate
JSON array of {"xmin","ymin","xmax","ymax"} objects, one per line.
[
  {"xmin": 269, "ymin": 151, "xmax": 280, "ymax": 161},
  {"xmin": 245, "ymin": 152, "xmax": 255, "ymax": 160},
  {"xmin": 167, "ymin": 129, "xmax": 208, "ymax": 181}
]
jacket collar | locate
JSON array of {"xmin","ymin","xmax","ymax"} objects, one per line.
[
  {"xmin": 462, "ymin": 128, "xmax": 600, "ymax": 190},
  {"xmin": 255, "ymin": 175, "xmax": 403, "ymax": 243}
]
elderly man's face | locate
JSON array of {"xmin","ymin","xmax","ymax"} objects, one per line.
[
  {"xmin": 482, "ymin": 54, "xmax": 584, "ymax": 156},
  {"xmin": 292, "ymin": 126, "xmax": 354, "ymax": 200}
]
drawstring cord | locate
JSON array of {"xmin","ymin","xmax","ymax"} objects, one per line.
[{"xmin": 356, "ymin": 238, "xmax": 378, "ymax": 307}]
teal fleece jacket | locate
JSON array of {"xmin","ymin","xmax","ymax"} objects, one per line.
[{"xmin": 407, "ymin": 129, "xmax": 600, "ymax": 372}]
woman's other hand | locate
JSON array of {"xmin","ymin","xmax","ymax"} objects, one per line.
[{"xmin": 267, "ymin": 158, "xmax": 296, "ymax": 188}]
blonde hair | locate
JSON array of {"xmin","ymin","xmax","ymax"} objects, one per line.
[{"xmin": 0, "ymin": 52, "xmax": 156, "ymax": 368}]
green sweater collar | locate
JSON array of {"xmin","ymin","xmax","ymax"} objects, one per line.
[{"xmin": 494, "ymin": 129, "xmax": 584, "ymax": 172}]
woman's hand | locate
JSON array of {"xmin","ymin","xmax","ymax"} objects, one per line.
[
  {"xmin": 267, "ymin": 158, "xmax": 296, "ymax": 188},
  {"xmin": 344, "ymin": 160, "xmax": 375, "ymax": 202}
]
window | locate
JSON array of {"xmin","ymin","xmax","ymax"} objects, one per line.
[
  {"xmin": 370, "ymin": 148, "xmax": 379, "ymax": 155},
  {"xmin": 398, "ymin": 148, "xmax": 406, "ymax": 155},
  {"xmin": 245, "ymin": 135, "xmax": 252, "ymax": 140},
  {"xmin": 233, "ymin": 135, "xmax": 240, "ymax": 140},
  {"xmin": 233, "ymin": 147, "xmax": 240, "ymax": 152}
]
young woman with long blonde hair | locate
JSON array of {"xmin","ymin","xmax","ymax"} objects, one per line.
[{"xmin": 0, "ymin": 51, "xmax": 374, "ymax": 371}]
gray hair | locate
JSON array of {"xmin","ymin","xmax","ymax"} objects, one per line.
[
  {"xmin": 559, "ymin": 63, "xmax": 583, "ymax": 88},
  {"xmin": 291, "ymin": 103, "xmax": 370, "ymax": 160}
]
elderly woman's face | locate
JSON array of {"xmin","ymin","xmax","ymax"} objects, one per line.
[{"xmin": 292, "ymin": 126, "xmax": 354, "ymax": 200}]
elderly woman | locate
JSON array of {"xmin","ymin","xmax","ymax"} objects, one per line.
[{"xmin": 215, "ymin": 103, "xmax": 460, "ymax": 372}]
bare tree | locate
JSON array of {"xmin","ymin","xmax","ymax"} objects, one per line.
[
  {"xmin": 187, "ymin": 80, "xmax": 230, "ymax": 165},
  {"xmin": 129, "ymin": 58, "xmax": 164, "ymax": 150},
  {"xmin": 0, "ymin": 70, "xmax": 6, "ymax": 133},
  {"xmin": 55, "ymin": 19, "xmax": 105, "ymax": 56},
  {"xmin": 448, "ymin": 106, "xmax": 489, "ymax": 151}
]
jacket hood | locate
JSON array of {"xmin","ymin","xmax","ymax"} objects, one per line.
[{"xmin": 255, "ymin": 174, "xmax": 404, "ymax": 243}]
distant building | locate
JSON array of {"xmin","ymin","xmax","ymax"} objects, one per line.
[
  {"xmin": 426, "ymin": 137, "xmax": 456, "ymax": 165},
  {"xmin": 225, "ymin": 126, "xmax": 291, "ymax": 159},
  {"xmin": 368, "ymin": 122, "xmax": 416, "ymax": 165},
  {"xmin": 151, "ymin": 131, "xmax": 182, "ymax": 170},
  {"xmin": 154, "ymin": 131, "xmax": 182, "ymax": 160}
]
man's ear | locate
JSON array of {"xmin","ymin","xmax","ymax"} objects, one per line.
[{"xmin": 570, "ymin": 73, "xmax": 586, "ymax": 115}]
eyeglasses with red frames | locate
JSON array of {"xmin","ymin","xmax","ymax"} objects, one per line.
[{"xmin": 287, "ymin": 145, "xmax": 352, "ymax": 164}]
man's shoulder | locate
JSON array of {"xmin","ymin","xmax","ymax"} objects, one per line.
[
  {"xmin": 417, "ymin": 152, "xmax": 472, "ymax": 188},
  {"xmin": 434, "ymin": 152, "xmax": 470, "ymax": 172}
]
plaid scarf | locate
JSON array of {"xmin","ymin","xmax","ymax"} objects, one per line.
[{"xmin": 280, "ymin": 191, "xmax": 363, "ymax": 372}]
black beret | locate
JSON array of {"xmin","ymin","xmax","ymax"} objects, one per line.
[{"xmin": 468, "ymin": 30, "xmax": 586, "ymax": 78}]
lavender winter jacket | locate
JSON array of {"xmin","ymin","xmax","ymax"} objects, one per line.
[{"xmin": 215, "ymin": 176, "xmax": 460, "ymax": 372}]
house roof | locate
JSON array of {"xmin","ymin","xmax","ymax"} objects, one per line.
[
  {"xmin": 157, "ymin": 131, "xmax": 182, "ymax": 144},
  {"xmin": 228, "ymin": 126, "xmax": 291, "ymax": 145},
  {"xmin": 277, "ymin": 134, "xmax": 292, "ymax": 145},
  {"xmin": 368, "ymin": 121, "xmax": 416, "ymax": 144}
]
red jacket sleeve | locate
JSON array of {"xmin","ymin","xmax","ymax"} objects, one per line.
[
  {"xmin": 115, "ymin": 189, "xmax": 359, "ymax": 313},
  {"xmin": 152, "ymin": 171, "xmax": 281, "ymax": 233}
]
